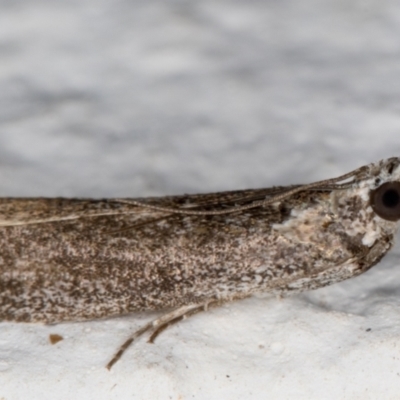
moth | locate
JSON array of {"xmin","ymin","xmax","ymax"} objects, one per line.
[{"xmin": 1, "ymin": 157, "xmax": 400, "ymax": 369}]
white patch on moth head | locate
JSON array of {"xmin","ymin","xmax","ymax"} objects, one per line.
[
  {"xmin": 357, "ymin": 185, "xmax": 373, "ymax": 202},
  {"xmin": 361, "ymin": 225, "xmax": 381, "ymax": 246},
  {"xmin": 334, "ymin": 183, "xmax": 381, "ymax": 246}
]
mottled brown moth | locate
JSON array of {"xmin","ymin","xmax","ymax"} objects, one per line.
[{"xmin": 1, "ymin": 157, "xmax": 400, "ymax": 369}]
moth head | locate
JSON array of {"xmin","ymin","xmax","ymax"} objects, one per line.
[{"xmin": 370, "ymin": 182, "xmax": 400, "ymax": 221}]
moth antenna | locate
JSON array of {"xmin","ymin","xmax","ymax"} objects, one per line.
[{"xmin": 115, "ymin": 164, "xmax": 368, "ymax": 216}]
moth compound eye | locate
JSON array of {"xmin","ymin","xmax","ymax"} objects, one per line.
[{"xmin": 370, "ymin": 182, "xmax": 400, "ymax": 221}]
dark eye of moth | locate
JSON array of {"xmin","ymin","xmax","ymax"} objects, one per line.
[{"xmin": 370, "ymin": 182, "xmax": 400, "ymax": 221}]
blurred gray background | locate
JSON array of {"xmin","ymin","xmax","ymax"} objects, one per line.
[{"xmin": 1, "ymin": 0, "xmax": 400, "ymax": 200}]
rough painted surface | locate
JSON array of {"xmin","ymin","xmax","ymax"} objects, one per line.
[{"xmin": 2, "ymin": 0, "xmax": 400, "ymax": 399}]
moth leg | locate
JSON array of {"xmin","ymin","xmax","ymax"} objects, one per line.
[
  {"xmin": 106, "ymin": 303, "xmax": 217, "ymax": 370},
  {"xmin": 148, "ymin": 301, "xmax": 219, "ymax": 343},
  {"xmin": 147, "ymin": 314, "xmax": 186, "ymax": 344}
]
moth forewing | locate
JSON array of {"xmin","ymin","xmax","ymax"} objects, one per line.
[{"xmin": 1, "ymin": 157, "xmax": 400, "ymax": 369}]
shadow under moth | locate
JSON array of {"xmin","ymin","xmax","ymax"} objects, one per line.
[{"xmin": 1, "ymin": 157, "xmax": 400, "ymax": 369}]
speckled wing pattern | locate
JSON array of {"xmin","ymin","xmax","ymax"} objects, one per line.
[{"xmin": 1, "ymin": 157, "xmax": 400, "ymax": 325}]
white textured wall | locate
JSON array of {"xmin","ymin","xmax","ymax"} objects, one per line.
[{"xmin": 1, "ymin": 1, "xmax": 400, "ymax": 398}]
